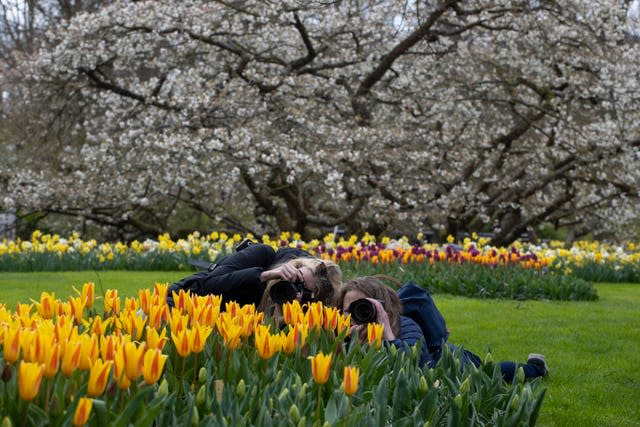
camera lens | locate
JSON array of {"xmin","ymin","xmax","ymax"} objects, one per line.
[
  {"xmin": 349, "ymin": 298, "xmax": 377, "ymax": 324},
  {"xmin": 269, "ymin": 280, "xmax": 302, "ymax": 304}
]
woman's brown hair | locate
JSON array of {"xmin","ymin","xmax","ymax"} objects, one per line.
[{"xmin": 334, "ymin": 275, "xmax": 402, "ymax": 336}]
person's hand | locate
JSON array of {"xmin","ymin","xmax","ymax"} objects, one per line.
[
  {"xmin": 260, "ymin": 264, "xmax": 303, "ymax": 283},
  {"xmin": 348, "ymin": 298, "xmax": 395, "ymax": 342}
]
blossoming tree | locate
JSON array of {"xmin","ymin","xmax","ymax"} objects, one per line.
[{"xmin": 2, "ymin": 0, "xmax": 639, "ymax": 244}]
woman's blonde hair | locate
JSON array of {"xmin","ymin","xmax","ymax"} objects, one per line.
[{"xmin": 258, "ymin": 257, "xmax": 342, "ymax": 322}]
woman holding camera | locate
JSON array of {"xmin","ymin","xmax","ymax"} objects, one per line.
[
  {"xmin": 336, "ymin": 276, "xmax": 548, "ymax": 382},
  {"xmin": 166, "ymin": 242, "xmax": 342, "ymax": 311},
  {"xmin": 336, "ymin": 276, "xmax": 434, "ymax": 367}
]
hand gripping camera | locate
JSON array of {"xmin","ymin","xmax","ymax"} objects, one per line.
[{"xmin": 269, "ymin": 280, "xmax": 315, "ymax": 305}]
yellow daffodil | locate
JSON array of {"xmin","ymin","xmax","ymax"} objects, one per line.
[
  {"xmin": 309, "ymin": 352, "xmax": 333, "ymax": 385},
  {"xmin": 342, "ymin": 366, "xmax": 360, "ymax": 396},
  {"xmin": 72, "ymin": 397, "xmax": 93, "ymax": 427},
  {"xmin": 18, "ymin": 361, "xmax": 44, "ymax": 401},
  {"xmin": 87, "ymin": 359, "xmax": 112, "ymax": 397},
  {"xmin": 142, "ymin": 348, "xmax": 168, "ymax": 385}
]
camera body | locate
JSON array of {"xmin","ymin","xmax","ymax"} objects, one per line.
[
  {"xmin": 269, "ymin": 280, "xmax": 305, "ymax": 304},
  {"xmin": 348, "ymin": 298, "xmax": 378, "ymax": 324}
]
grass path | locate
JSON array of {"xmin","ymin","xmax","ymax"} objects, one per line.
[{"xmin": 1, "ymin": 272, "xmax": 638, "ymax": 426}]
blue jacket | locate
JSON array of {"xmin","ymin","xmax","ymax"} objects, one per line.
[{"xmin": 388, "ymin": 315, "xmax": 433, "ymax": 367}]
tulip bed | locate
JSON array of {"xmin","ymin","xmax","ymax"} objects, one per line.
[
  {"xmin": 0, "ymin": 283, "xmax": 546, "ymax": 426},
  {"xmin": 2, "ymin": 231, "xmax": 632, "ymax": 300}
]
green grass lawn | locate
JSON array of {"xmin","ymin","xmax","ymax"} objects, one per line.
[{"xmin": 1, "ymin": 272, "xmax": 638, "ymax": 426}]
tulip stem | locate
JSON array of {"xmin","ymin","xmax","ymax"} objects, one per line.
[
  {"xmin": 193, "ymin": 353, "xmax": 199, "ymax": 386},
  {"xmin": 315, "ymin": 385, "xmax": 323, "ymax": 423}
]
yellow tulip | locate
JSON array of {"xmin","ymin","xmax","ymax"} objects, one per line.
[
  {"xmin": 190, "ymin": 323, "xmax": 213, "ymax": 354},
  {"xmin": 42, "ymin": 343, "xmax": 61, "ymax": 379},
  {"xmin": 309, "ymin": 352, "xmax": 333, "ymax": 385},
  {"xmin": 77, "ymin": 334, "xmax": 100, "ymax": 371},
  {"xmin": 138, "ymin": 288, "xmax": 151, "ymax": 314},
  {"xmin": 3, "ymin": 324, "xmax": 21, "ymax": 364},
  {"xmin": 342, "ymin": 366, "xmax": 360, "ymax": 396},
  {"xmin": 367, "ymin": 323, "xmax": 384, "ymax": 349},
  {"xmin": 323, "ymin": 306, "xmax": 340, "ymax": 331},
  {"xmin": 82, "ymin": 282, "xmax": 96, "ymax": 309},
  {"xmin": 104, "ymin": 290, "xmax": 120, "ymax": 316},
  {"xmin": 113, "ymin": 348, "xmax": 131, "ymax": 390},
  {"xmin": 142, "ymin": 348, "xmax": 168, "ymax": 385},
  {"xmin": 145, "ymin": 327, "xmax": 167, "ymax": 351},
  {"xmin": 87, "ymin": 359, "xmax": 112, "ymax": 397},
  {"xmin": 72, "ymin": 397, "xmax": 93, "ymax": 427},
  {"xmin": 171, "ymin": 328, "xmax": 191, "ymax": 358},
  {"xmin": 35, "ymin": 292, "xmax": 57, "ymax": 319},
  {"xmin": 68, "ymin": 296, "xmax": 86, "ymax": 324},
  {"xmin": 153, "ymin": 282, "xmax": 169, "ymax": 300},
  {"xmin": 61, "ymin": 341, "xmax": 82, "ymax": 377},
  {"xmin": 254, "ymin": 325, "xmax": 280, "ymax": 360},
  {"xmin": 18, "ymin": 361, "xmax": 44, "ymax": 401},
  {"xmin": 122, "ymin": 341, "xmax": 146, "ymax": 381},
  {"xmin": 217, "ymin": 317, "xmax": 243, "ymax": 350}
]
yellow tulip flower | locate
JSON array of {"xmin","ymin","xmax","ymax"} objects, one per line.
[
  {"xmin": 171, "ymin": 328, "xmax": 191, "ymax": 358},
  {"xmin": 254, "ymin": 325, "xmax": 280, "ymax": 360},
  {"xmin": 18, "ymin": 361, "xmax": 44, "ymax": 401},
  {"xmin": 367, "ymin": 323, "xmax": 384, "ymax": 349},
  {"xmin": 113, "ymin": 348, "xmax": 131, "ymax": 390},
  {"xmin": 309, "ymin": 352, "xmax": 333, "ymax": 385},
  {"xmin": 68, "ymin": 296, "xmax": 86, "ymax": 324},
  {"xmin": 61, "ymin": 341, "xmax": 82, "ymax": 377},
  {"xmin": 145, "ymin": 327, "xmax": 167, "ymax": 351},
  {"xmin": 342, "ymin": 366, "xmax": 360, "ymax": 396},
  {"xmin": 190, "ymin": 323, "xmax": 213, "ymax": 354},
  {"xmin": 87, "ymin": 359, "xmax": 113, "ymax": 397},
  {"xmin": 3, "ymin": 323, "xmax": 21, "ymax": 364},
  {"xmin": 72, "ymin": 397, "xmax": 93, "ymax": 427},
  {"xmin": 122, "ymin": 341, "xmax": 146, "ymax": 381},
  {"xmin": 35, "ymin": 292, "xmax": 57, "ymax": 319},
  {"xmin": 142, "ymin": 348, "xmax": 168, "ymax": 385},
  {"xmin": 42, "ymin": 343, "xmax": 61, "ymax": 379}
]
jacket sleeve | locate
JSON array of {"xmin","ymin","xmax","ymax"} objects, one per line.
[
  {"xmin": 387, "ymin": 316, "xmax": 434, "ymax": 368},
  {"xmin": 194, "ymin": 244, "xmax": 277, "ymax": 305}
]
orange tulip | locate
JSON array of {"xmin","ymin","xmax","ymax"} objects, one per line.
[
  {"xmin": 309, "ymin": 352, "xmax": 333, "ymax": 385},
  {"xmin": 342, "ymin": 366, "xmax": 360, "ymax": 396},
  {"xmin": 87, "ymin": 359, "xmax": 112, "ymax": 397},
  {"xmin": 18, "ymin": 361, "xmax": 44, "ymax": 401},
  {"xmin": 142, "ymin": 348, "xmax": 168, "ymax": 385},
  {"xmin": 72, "ymin": 397, "xmax": 93, "ymax": 427}
]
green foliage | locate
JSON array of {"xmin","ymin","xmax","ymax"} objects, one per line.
[{"xmin": 338, "ymin": 262, "xmax": 598, "ymax": 301}]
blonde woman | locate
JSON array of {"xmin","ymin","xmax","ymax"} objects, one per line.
[{"xmin": 167, "ymin": 243, "xmax": 341, "ymax": 310}]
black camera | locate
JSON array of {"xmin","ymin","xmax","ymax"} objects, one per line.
[
  {"xmin": 269, "ymin": 280, "xmax": 305, "ymax": 304},
  {"xmin": 348, "ymin": 298, "xmax": 377, "ymax": 324}
]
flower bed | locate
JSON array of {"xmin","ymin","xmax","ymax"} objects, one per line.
[{"xmin": 0, "ymin": 283, "xmax": 545, "ymax": 426}]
